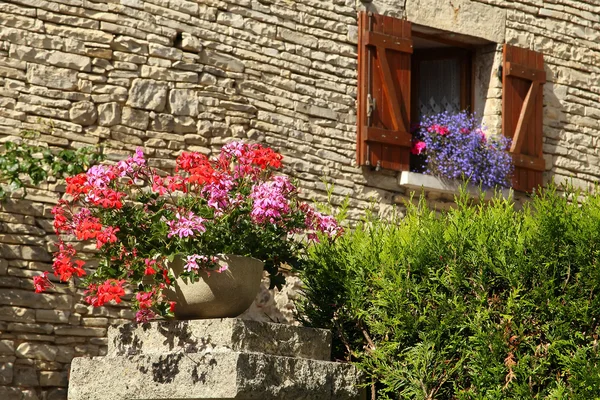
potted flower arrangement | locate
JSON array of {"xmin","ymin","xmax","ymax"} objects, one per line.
[
  {"xmin": 33, "ymin": 141, "xmax": 342, "ymax": 322},
  {"xmin": 410, "ymin": 111, "xmax": 513, "ymax": 189}
]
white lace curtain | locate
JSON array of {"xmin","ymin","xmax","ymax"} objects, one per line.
[{"xmin": 418, "ymin": 58, "xmax": 461, "ymax": 118}]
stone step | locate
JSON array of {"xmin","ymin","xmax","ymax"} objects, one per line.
[
  {"xmin": 69, "ymin": 351, "xmax": 365, "ymax": 400},
  {"xmin": 108, "ymin": 318, "xmax": 332, "ymax": 361}
]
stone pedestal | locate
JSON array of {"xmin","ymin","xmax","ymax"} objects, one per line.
[{"xmin": 68, "ymin": 319, "xmax": 364, "ymax": 399}]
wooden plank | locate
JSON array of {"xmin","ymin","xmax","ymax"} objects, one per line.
[
  {"xmin": 505, "ymin": 61, "xmax": 546, "ymax": 83},
  {"xmin": 510, "ymin": 82, "xmax": 539, "ymax": 154},
  {"xmin": 365, "ymin": 127, "xmax": 412, "ymax": 147},
  {"xmin": 378, "ymin": 48, "xmax": 403, "ymax": 132},
  {"xmin": 365, "ymin": 31, "xmax": 413, "ymax": 54},
  {"xmin": 356, "ymin": 11, "xmax": 367, "ymax": 166},
  {"xmin": 512, "ymin": 153, "xmax": 545, "ymax": 172}
]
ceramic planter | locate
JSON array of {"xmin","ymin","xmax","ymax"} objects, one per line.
[{"xmin": 165, "ymin": 254, "xmax": 264, "ymax": 320}]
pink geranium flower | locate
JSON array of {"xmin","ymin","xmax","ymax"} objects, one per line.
[{"xmin": 411, "ymin": 141, "xmax": 427, "ymax": 155}]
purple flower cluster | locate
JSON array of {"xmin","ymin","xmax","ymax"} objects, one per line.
[
  {"xmin": 411, "ymin": 111, "xmax": 513, "ymax": 189},
  {"xmin": 250, "ymin": 175, "xmax": 295, "ymax": 224},
  {"xmin": 167, "ymin": 212, "xmax": 206, "ymax": 238}
]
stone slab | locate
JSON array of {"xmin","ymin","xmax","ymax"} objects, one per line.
[
  {"xmin": 69, "ymin": 351, "xmax": 364, "ymax": 400},
  {"xmin": 405, "ymin": 0, "xmax": 506, "ymax": 43},
  {"xmin": 108, "ymin": 318, "xmax": 331, "ymax": 361}
]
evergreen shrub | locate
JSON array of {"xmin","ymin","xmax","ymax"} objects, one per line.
[{"xmin": 298, "ymin": 187, "xmax": 600, "ymax": 399}]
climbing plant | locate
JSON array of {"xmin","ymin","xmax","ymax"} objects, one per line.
[{"xmin": 0, "ymin": 130, "xmax": 103, "ymax": 199}]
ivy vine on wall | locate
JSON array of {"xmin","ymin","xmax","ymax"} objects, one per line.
[{"xmin": 0, "ymin": 130, "xmax": 103, "ymax": 199}]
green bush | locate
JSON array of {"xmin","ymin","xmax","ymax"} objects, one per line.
[{"xmin": 298, "ymin": 187, "xmax": 600, "ymax": 399}]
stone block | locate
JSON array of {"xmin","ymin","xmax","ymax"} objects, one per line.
[
  {"xmin": 47, "ymin": 388, "xmax": 67, "ymax": 400},
  {"xmin": 112, "ymin": 36, "xmax": 148, "ymax": 54},
  {"xmin": 69, "ymin": 101, "xmax": 97, "ymax": 126},
  {"xmin": 126, "ymin": 79, "xmax": 168, "ymax": 112},
  {"xmin": 198, "ymin": 50, "xmax": 245, "ymax": 73},
  {"xmin": 150, "ymin": 113, "xmax": 175, "ymax": 132},
  {"xmin": 173, "ymin": 116, "xmax": 197, "ymax": 134},
  {"xmin": 180, "ymin": 33, "xmax": 202, "ymax": 52},
  {"xmin": 12, "ymin": 364, "xmax": 38, "ymax": 386},
  {"xmin": 108, "ymin": 319, "xmax": 331, "ymax": 360},
  {"xmin": 0, "ymin": 362, "xmax": 13, "ymax": 385},
  {"xmin": 70, "ymin": 351, "xmax": 362, "ymax": 400},
  {"xmin": 97, "ymin": 102, "xmax": 121, "ymax": 127},
  {"xmin": 0, "ymin": 340, "xmax": 14, "ymax": 355},
  {"xmin": 0, "ymin": 306, "xmax": 35, "ymax": 322},
  {"xmin": 121, "ymin": 107, "xmax": 149, "ymax": 130},
  {"xmin": 15, "ymin": 343, "xmax": 58, "ymax": 361},
  {"xmin": 149, "ymin": 43, "xmax": 182, "ymax": 61},
  {"xmin": 39, "ymin": 371, "xmax": 68, "ymax": 387},
  {"xmin": 26, "ymin": 64, "xmax": 78, "ymax": 91},
  {"xmin": 35, "ymin": 310, "xmax": 70, "ymax": 324},
  {"xmin": 0, "ymin": 386, "xmax": 22, "ymax": 400},
  {"xmin": 168, "ymin": 89, "xmax": 198, "ymax": 116},
  {"xmin": 405, "ymin": 0, "xmax": 506, "ymax": 43}
]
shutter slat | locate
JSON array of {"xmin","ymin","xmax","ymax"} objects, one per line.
[
  {"xmin": 365, "ymin": 32, "xmax": 413, "ymax": 54},
  {"xmin": 502, "ymin": 44, "xmax": 546, "ymax": 192},
  {"xmin": 505, "ymin": 61, "xmax": 546, "ymax": 83},
  {"xmin": 366, "ymin": 127, "xmax": 412, "ymax": 147},
  {"xmin": 357, "ymin": 12, "xmax": 412, "ymax": 171}
]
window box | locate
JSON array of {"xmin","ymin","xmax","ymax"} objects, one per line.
[{"xmin": 398, "ymin": 171, "xmax": 512, "ymax": 200}]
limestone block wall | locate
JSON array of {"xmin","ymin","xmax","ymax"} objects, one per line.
[{"xmin": 0, "ymin": 0, "xmax": 599, "ymax": 399}]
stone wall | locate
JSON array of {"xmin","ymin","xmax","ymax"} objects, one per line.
[{"xmin": 1, "ymin": 0, "xmax": 599, "ymax": 399}]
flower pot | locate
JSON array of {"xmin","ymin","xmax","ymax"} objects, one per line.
[{"xmin": 165, "ymin": 254, "xmax": 264, "ymax": 320}]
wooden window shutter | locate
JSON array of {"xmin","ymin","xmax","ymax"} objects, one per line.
[
  {"xmin": 502, "ymin": 44, "xmax": 546, "ymax": 192},
  {"xmin": 357, "ymin": 12, "xmax": 413, "ymax": 171}
]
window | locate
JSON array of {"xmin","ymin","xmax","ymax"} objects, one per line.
[
  {"xmin": 411, "ymin": 47, "xmax": 472, "ymax": 121},
  {"xmin": 356, "ymin": 12, "xmax": 546, "ymax": 192}
]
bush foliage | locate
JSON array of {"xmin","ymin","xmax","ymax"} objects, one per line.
[{"xmin": 298, "ymin": 187, "xmax": 600, "ymax": 399}]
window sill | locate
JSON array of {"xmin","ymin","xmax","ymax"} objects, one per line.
[{"xmin": 398, "ymin": 171, "xmax": 512, "ymax": 200}]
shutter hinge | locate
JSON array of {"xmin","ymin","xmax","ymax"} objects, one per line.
[{"xmin": 366, "ymin": 94, "xmax": 376, "ymax": 118}]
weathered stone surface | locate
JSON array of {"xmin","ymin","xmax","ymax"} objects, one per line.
[
  {"xmin": 13, "ymin": 365, "xmax": 38, "ymax": 386},
  {"xmin": 150, "ymin": 113, "xmax": 175, "ymax": 132},
  {"xmin": 0, "ymin": 306, "xmax": 35, "ymax": 322},
  {"xmin": 35, "ymin": 310, "xmax": 70, "ymax": 324},
  {"xmin": 121, "ymin": 107, "xmax": 149, "ymax": 130},
  {"xmin": 0, "ymin": 387, "xmax": 22, "ymax": 400},
  {"xmin": 70, "ymin": 351, "xmax": 362, "ymax": 400},
  {"xmin": 16, "ymin": 343, "xmax": 58, "ymax": 361},
  {"xmin": 180, "ymin": 33, "xmax": 202, "ymax": 52},
  {"xmin": 173, "ymin": 116, "xmax": 197, "ymax": 133},
  {"xmin": 0, "ymin": 289, "xmax": 72, "ymax": 310},
  {"xmin": 108, "ymin": 319, "xmax": 331, "ymax": 360},
  {"xmin": 97, "ymin": 102, "xmax": 121, "ymax": 126},
  {"xmin": 126, "ymin": 79, "xmax": 168, "ymax": 112},
  {"xmin": 39, "ymin": 371, "xmax": 67, "ymax": 387},
  {"xmin": 47, "ymin": 388, "xmax": 68, "ymax": 400},
  {"xmin": 69, "ymin": 101, "xmax": 97, "ymax": 126},
  {"xmin": 26, "ymin": 64, "xmax": 78, "ymax": 90},
  {"xmin": 405, "ymin": 0, "xmax": 506, "ymax": 43},
  {"xmin": 0, "ymin": 362, "xmax": 13, "ymax": 385},
  {"xmin": 199, "ymin": 50, "xmax": 245, "ymax": 73},
  {"xmin": 168, "ymin": 89, "xmax": 198, "ymax": 116},
  {"xmin": 112, "ymin": 36, "xmax": 148, "ymax": 54},
  {"xmin": 10, "ymin": 44, "xmax": 91, "ymax": 72},
  {"xmin": 0, "ymin": 340, "xmax": 14, "ymax": 355}
]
